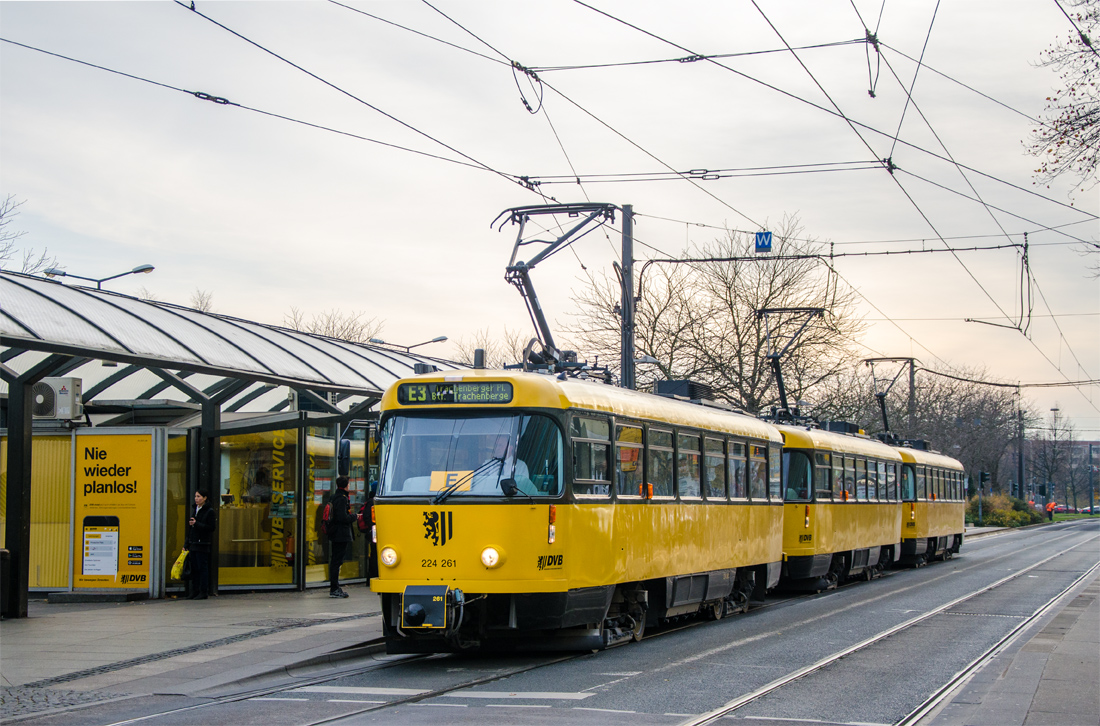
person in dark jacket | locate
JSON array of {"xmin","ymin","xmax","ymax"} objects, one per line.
[
  {"xmin": 187, "ymin": 489, "xmax": 216, "ymax": 599},
  {"xmin": 328, "ymin": 476, "xmax": 356, "ymax": 598}
]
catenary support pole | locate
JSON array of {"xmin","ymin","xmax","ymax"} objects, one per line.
[{"xmin": 620, "ymin": 204, "xmax": 635, "ymax": 390}]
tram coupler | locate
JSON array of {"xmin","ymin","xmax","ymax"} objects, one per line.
[{"xmin": 401, "ymin": 585, "xmax": 465, "ymax": 631}]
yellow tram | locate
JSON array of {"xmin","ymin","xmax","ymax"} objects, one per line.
[
  {"xmin": 370, "ymin": 369, "xmax": 784, "ymax": 653},
  {"xmin": 778, "ymin": 425, "xmax": 904, "ymax": 589},
  {"xmin": 896, "ymin": 446, "xmax": 966, "ymax": 564}
]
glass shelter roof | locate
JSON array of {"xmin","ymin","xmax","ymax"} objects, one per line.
[{"xmin": 1, "ymin": 272, "xmax": 460, "ymax": 417}]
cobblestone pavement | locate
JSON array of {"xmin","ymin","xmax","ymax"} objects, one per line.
[{"xmin": 0, "ymin": 686, "xmax": 128, "ymax": 721}]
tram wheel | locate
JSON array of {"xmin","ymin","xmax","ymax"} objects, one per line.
[
  {"xmin": 704, "ymin": 600, "xmax": 723, "ymax": 621},
  {"xmin": 631, "ymin": 613, "xmax": 646, "ymax": 642}
]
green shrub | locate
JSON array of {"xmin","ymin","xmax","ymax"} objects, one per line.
[{"xmin": 966, "ymin": 494, "xmax": 1042, "ymax": 527}]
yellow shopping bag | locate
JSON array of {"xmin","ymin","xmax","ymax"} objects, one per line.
[{"xmin": 171, "ymin": 549, "xmax": 189, "ymax": 580}]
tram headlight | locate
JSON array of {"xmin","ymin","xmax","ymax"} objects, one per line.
[
  {"xmin": 380, "ymin": 547, "xmax": 399, "ymax": 567},
  {"xmin": 480, "ymin": 546, "xmax": 503, "ymax": 568}
]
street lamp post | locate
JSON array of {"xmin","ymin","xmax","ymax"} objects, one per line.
[
  {"xmin": 43, "ymin": 264, "xmax": 155, "ymax": 289},
  {"xmin": 369, "ymin": 336, "xmax": 447, "ymax": 353}
]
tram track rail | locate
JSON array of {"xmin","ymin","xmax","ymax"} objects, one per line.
[
  {"xmin": 682, "ymin": 529, "xmax": 1100, "ymax": 726},
  {"xmin": 93, "ymin": 523, "xmax": 1094, "ymax": 726}
]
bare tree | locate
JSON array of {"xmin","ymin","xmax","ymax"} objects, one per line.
[
  {"xmin": 284, "ymin": 306, "xmax": 384, "ymax": 343},
  {"xmin": 1028, "ymin": 406, "xmax": 1078, "ymax": 505},
  {"xmin": 567, "ymin": 216, "xmax": 864, "ymax": 414},
  {"xmin": 0, "ymin": 194, "xmax": 58, "ymax": 274},
  {"xmin": 136, "ymin": 286, "xmax": 160, "ymax": 302},
  {"xmin": 453, "ymin": 326, "xmax": 526, "ymax": 368},
  {"xmin": 190, "ymin": 289, "xmax": 214, "ymax": 313},
  {"xmin": 1027, "ymin": 0, "xmax": 1099, "ymax": 192}
]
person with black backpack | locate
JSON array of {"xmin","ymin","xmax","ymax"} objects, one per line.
[{"xmin": 326, "ymin": 476, "xmax": 356, "ymax": 598}]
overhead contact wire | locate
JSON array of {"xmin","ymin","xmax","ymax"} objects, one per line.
[{"xmin": 175, "ymin": 1, "xmax": 527, "ymax": 192}]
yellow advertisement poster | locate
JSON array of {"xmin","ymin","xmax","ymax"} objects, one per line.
[{"xmin": 72, "ymin": 435, "xmax": 152, "ymax": 589}]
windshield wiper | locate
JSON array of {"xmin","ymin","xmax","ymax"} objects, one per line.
[{"xmin": 431, "ymin": 456, "xmax": 503, "ymax": 505}]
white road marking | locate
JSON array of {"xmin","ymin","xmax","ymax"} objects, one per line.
[
  {"xmin": 574, "ymin": 707, "xmax": 638, "ymax": 713},
  {"xmin": 443, "ymin": 691, "xmax": 594, "ymax": 700},
  {"xmin": 295, "ymin": 686, "xmax": 428, "ymax": 696},
  {"xmin": 252, "ymin": 697, "xmax": 308, "ymax": 702},
  {"xmin": 486, "ymin": 704, "xmax": 552, "ymax": 708}
]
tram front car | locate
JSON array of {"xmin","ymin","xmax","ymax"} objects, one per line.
[
  {"xmin": 370, "ymin": 369, "xmax": 783, "ymax": 653},
  {"xmin": 371, "ymin": 370, "xmax": 593, "ymax": 653}
]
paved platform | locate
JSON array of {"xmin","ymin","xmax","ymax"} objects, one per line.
[{"xmin": 0, "ymin": 584, "xmax": 383, "ymax": 721}]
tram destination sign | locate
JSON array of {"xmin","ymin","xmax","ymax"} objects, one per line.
[{"xmin": 398, "ymin": 381, "xmax": 513, "ymax": 405}]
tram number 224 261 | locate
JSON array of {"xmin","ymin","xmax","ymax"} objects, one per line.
[{"xmin": 421, "ymin": 559, "xmax": 457, "ymax": 568}]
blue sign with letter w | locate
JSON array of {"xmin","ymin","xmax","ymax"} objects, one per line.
[{"xmin": 755, "ymin": 231, "xmax": 772, "ymax": 253}]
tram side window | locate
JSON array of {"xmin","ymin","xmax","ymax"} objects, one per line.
[
  {"xmin": 833, "ymin": 455, "xmax": 846, "ymax": 501},
  {"xmin": 886, "ymin": 462, "xmax": 897, "ymax": 501},
  {"xmin": 677, "ymin": 433, "xmax": 702, "ymax": 499},
  {"xmin": 649, "ymin": 429, "xmax": 675, "ymax": 498},
  {"xmin": 916, "ymin": 466, "xmax": 927, "ymax": 500},
  {"xmin": 571, "ymin": 416, "xmax": 610, "ymax": 497},
  {"xmin": 855, "ymin": 459, "xmax": 869, "ymax": 501},
  {"xmin": 814, "ymin": 452, "xmax": 832, "ymax": 500},
  {"xmin": 844, "ymin": 456, "xmax": 856, "ymax": 501},
  {"xmin": 615, "ymin": 424, "xmax": 644, "ymax": 499},
  {"xmin": 954, "ymin": 471, "xmax": 961, "ymax": 500},
  {"xmin": 932, "ymin": 469, "xmax": 941, "ymax": 500},
  {"xmin": 769, "ymin": 445, "xmax": 782, "ymax": 500},
  {"xmin": 901, "ymin": 465, "xmax": 916, "ymax": 501},
  {"xmin": 877, "ymin": 461, "xmax": 887, "ymax": 501},
  {"xmin": 518, "ymin": 415, "xmax": 563, "ymax": 496},
  {"xmin": 748, "ymin": 445, "xmax": 768, "ymax": 500},
  {"xmin": 704, "ymin": 438, "xmax": 726, "ymax": 500},
  {"xmin": 783, "ymin": 450, "xmax": 812, "ymax": 502},
  {"xmin": 728, "ymin": 441, "xmax": 747, "ymax": 499}
]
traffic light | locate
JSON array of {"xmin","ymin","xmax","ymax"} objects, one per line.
[
  {"xmin": 979, "ymin": 472, "xmax": 990, "ymax": 487},
  {"xmin": 1038, "ymin": 484, "xmax": 1047, "ymax": 497}
]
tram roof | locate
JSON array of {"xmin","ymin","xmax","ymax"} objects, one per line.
[
  {"xmin": 777, "ymin": 424, "xmax": 904, "ymax": 462},
  {"xmin": 895, "ymin": 446, "xmax": 965, "ymax": 471},
  {"xmin": 0, "ymin": 271, "xmax": 460, "ymax": 417},
  {"xmin": 381, "ymin": 369, "xmax": 783, "ymax": 443}
]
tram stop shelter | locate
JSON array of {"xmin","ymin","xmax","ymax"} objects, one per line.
[{"xmin": 0, "ymin": 271, "xmax": 459, "ymax": 618}]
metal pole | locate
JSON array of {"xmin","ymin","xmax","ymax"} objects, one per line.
[
  {"xmin": 1017, "ymin": 405, "xmax": 1025, "ymax": 500},
  {"xmin": 620, "ymin": 205, "xmax": 635, "ymax": 390},
  {"xmin": 1090, "ymin": 443, "xmax": 1096, "ymax": 516},
  {"xmin": 907, "ymin": 359, "xmax": 916, "ymax": 436}
]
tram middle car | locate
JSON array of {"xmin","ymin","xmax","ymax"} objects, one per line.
[
  {"xmin": 370, "ymin": 370, "xmax": 785, "ymax": 653},
  {"xmin": 777, "ymin": 425, "xmax": 905, "ymax": 590}
]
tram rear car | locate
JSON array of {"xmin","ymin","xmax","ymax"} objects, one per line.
[
  {"xmin": 370, "ymin": 370, "xmax": 785, "ymax": 653},
  {"xmin": 778, "ymin": 426, "xmax": 904, "ymax": 590},
  {"xmin": 896, "ymin": 446, "xmax": 966, "ymax": 564}
]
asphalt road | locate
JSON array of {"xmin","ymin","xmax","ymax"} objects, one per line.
[{"xmin": 16, "ymin": 519, "xmax": 1099, "ymax": 726}]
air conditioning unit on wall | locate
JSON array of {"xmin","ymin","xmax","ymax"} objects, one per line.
[{"xmin": 31, "ymin": 377, "xmax": 83, "ymax": 420}]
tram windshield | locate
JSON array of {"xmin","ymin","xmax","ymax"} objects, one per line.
[{"xmin": 379, "ymin": 414, "xmax": 562, "ymax": 498}]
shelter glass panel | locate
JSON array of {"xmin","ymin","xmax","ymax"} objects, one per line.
[
  {"xmin": 219, "ymin": 428, "xmax": 299, "ymax": 587},
  {"xmin": 166, "ymin": 434, "xmax": 190, "ymax": 590}
]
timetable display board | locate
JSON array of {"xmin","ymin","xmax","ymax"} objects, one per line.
[{"xmin": 398, "ymin": 382, "xmax": 513, "ymax": 406}]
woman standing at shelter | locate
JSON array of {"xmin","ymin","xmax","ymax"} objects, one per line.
[{"xmin": 187, "ymin": 490, "xmax": 216, "ymax": 599}]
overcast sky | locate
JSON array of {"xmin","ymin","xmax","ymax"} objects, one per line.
[{"xmin": 1, "ymin": 1, "xmax": 1097, "ymax": 433}]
